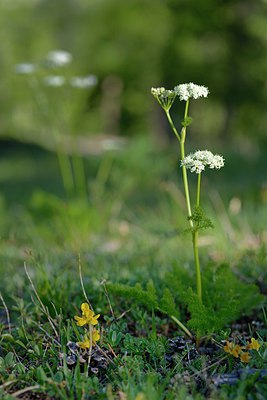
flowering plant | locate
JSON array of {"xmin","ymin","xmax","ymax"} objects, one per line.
[
  {"xmin": 224, "ymin": 337, "xmax": 261, "ymax": 364},
  {"xmin": 14, "ymin": 50, "xmax": 98, "ymax": 199},
  {"xmin": 74, "ymin": 303, "xmax": 100, "ymax": 350},
  {"xmin": 151, "ymin": 83, "xmax": 224, "ymax": 305}
]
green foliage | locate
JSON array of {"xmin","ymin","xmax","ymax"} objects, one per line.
[
  {"xmin": 108, "ymin": 253, "xmax": 264, "ymax": 337},
  {"xmin": 187, "ymin": 206, "xmax": 214, "ymax": 233},
  {"xmin": 107, "ymin": 280, "xmax": 158, "ymax": 311},
  {"xmin": 219, "ymin": 369, "xmax": 267, "ymax": 400},
  {"xmin": 165, "ymin": 263, "xmax": 264, "ymax": 337},
  {"xmin": 121, "ymin": 334, "xmax": 166, "ymax": 362},
  {"xmin": 182, "ymin": 116, "xmax": 193, "ymax": 127},
  {"xmin": 202, "ymin": 264, "xmax": 264, "ymax": 314},
  {"xmin": 160, "ymin": 288, "xmax": 180, "ymax": 319},
  {"xmin": 34, "ymin": 363, "xmax": 102, "ymax": 400},
  {"xmin": 108, "ymin": 261, "xmax": 264, "ymax": 337},
  {"xmin": 108, "ymin": 279, "xmax": 181, "ymax": 320}
]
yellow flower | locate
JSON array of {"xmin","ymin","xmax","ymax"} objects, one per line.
[
  {"xmin": 74, "ymin": 303, "xmax": 100, "ymax": 327},
  {"xmin": 224, "ymin": 341, "xmax": 243, "ymax": 357},
  {"xmin": 231, "ymin": 345, "xmax": 242, "ymax": 358},
  {"xmin": 77, "ymin": 329, "xmax": 101, "ymax": 349},
  {"xmin": 240, "ymin": 352, "xmax": 251, "ymax": 363},
  {"xmin": 246, "ymin": 338, "xmax": 261, "ymax": 351},
  {"xmin": 224, "ymin": 341, "xmax": 233, "ymax": 354}
]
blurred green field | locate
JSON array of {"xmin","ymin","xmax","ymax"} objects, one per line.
[{"xmin": 0, "ymin": 136, "xmax": 266, "ymax": 290}]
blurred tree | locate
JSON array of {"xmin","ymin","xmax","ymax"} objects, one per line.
[
  {"xmin": 0, "ymin": 0, "xmax": 267, "ymax": 145},
  {"xmin": 159, "ymin": 0, "xmax": 267, "ymax": 142}
]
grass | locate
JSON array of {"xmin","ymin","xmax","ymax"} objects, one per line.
[{"xmin": 0, "ymin": 136, "xmax": 266, "ymax": 399}]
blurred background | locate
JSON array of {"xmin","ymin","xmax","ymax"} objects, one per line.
[
  {"xmin": 0, "ymin": 0, "xmax": 266, "ymax": 275},
  {"xmin": 1, "ymin": 0, "xmax": 267, "ymax": 143}
]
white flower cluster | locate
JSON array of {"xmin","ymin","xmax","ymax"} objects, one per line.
[
  {"xmin": 46, "ymin": 50, "xmax": 73, "ymax": 67},
  {"xmin": 14, "ymin": 63, "xmax": 37, "ymax": 74},
  {"xmin": 43, "ymin": 75, "xmax": 98, "ymax": 88},
  {"xmin": 151, "ymin": 83, "xmax": 209, "ymax": 108},
  {"xmin": 70, "ymin": 75, "xmax": 98, "ymax": 89},
  {"xmin": 151, "ymin": 87, "xmax": 176, "ymax": 110},
  {"xmin": 174, "ymin": 83, "xmax": 209, "ymax": 101},
  {"xmin": 43, "ymin": 75, "xmax": 65, "ymax": 87},
  {"xmin": 151, "ymin": 87, "xmax": 174, "ymax": 98},
  {"xmin": 14, "ymin": 51, "xmax": 98, "ymax": 90},
  {"xmin": 181, "ymin": 150, "xmax": 224, "ymax": 174}
]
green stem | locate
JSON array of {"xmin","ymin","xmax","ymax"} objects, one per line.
[
  {"xmin": 165, "ymin": 110, "xmax": 181, "ymax": 141},
  {"xmin": 157, "ymin": 306, "xmax": 192, "ymax": 338},
  {"xmin": 193, "ymin": 172, "xmax": 202, "ymax": 303},
  {"xmin": 165, "ymin": 99, "xmax": 203, "ymax": 306},
  {"xmin": 170, "ymin": 315, "xmax": 193, "ymax": 338},
  {"xmin": 180, "ymin": 101, "xmax": 202, "ymax": 301},
  {"xmin": 180, "ymin": 100, "xmax": 193, "ymax": 227},
  {"xmin": 180, "ymin": 141, "xmax": 193, "ymax": 227},
  {"xmin": 196, "ymin": 173, "xmax": 201, "ymax": 207},
  {"xmin": 192, "ymin": 230, "xmax": 202, "ymax": 303},
  {"xmin": 87, "ymin": 324, "xmax": 93, "ymax": 376},
  {"xmin": 183, "ymin": 100, "xmax": 189, "ymax": 131}
]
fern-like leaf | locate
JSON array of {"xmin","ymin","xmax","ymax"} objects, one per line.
[{"xmin": 107, "ymin": 281, "xmax": 158, "ymax": 310}]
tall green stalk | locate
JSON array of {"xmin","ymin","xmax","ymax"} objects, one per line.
[
  {"xmin": 196, "ymin": 173, "xmax": 201, "ymax": 208},
  {"xmin": 194, "ymin": 172, "xmax": 202, "ymax": 301},
  {"xmin": 179, "ymin": 100, "xmax": 193, "ymax": 228},
  {"xmin": 165, "ymin": 100, "xmax": 202, "ymax": 302},
  {"xmin": 152, "ymin": 84, "xmax": 214, "ymax": 307}
]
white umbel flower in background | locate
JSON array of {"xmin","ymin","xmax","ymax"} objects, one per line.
[
  {"xmin": 43, "ymin": 75, "xmax": 65, "ymax": 87},
  {"xmin": 174, "ymin": 83, "xmax": 209, "ymax": 101},
  {"xmin": 46, "ymin": 50, "xmax": 72, "ymax": 67},
  {"xmin": 181, "ymin": 150, "xmax": 224, "ymax": 174},
  {"xmin": 70, "ymin": 75, "xmax": 98, "ymax": 89},
  {"xmin": 14, "ymin": 63, "xmax": 36, "ymax": 74}
]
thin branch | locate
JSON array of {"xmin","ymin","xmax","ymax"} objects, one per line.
[
  {"xmin": 101, "ymin": 279, "xmax": 116, "ymax": 321},
  {"xmin": 78, "ymin": 254, "xmax": 93, "ymax": 311},
  {"xmin": 11, "ymin": 385, "xmax": 40, "ymax": 398},
  {"xmin": 95, "ymin": 344, "xmax": 116, "ymax": 366},
  {"xmin": 0, "ymin": 380, "xmax": 17, "ymax": 390},
  {"xmin": 191, "ymin": 355, "xmax": 228, "ymax": 378}
]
